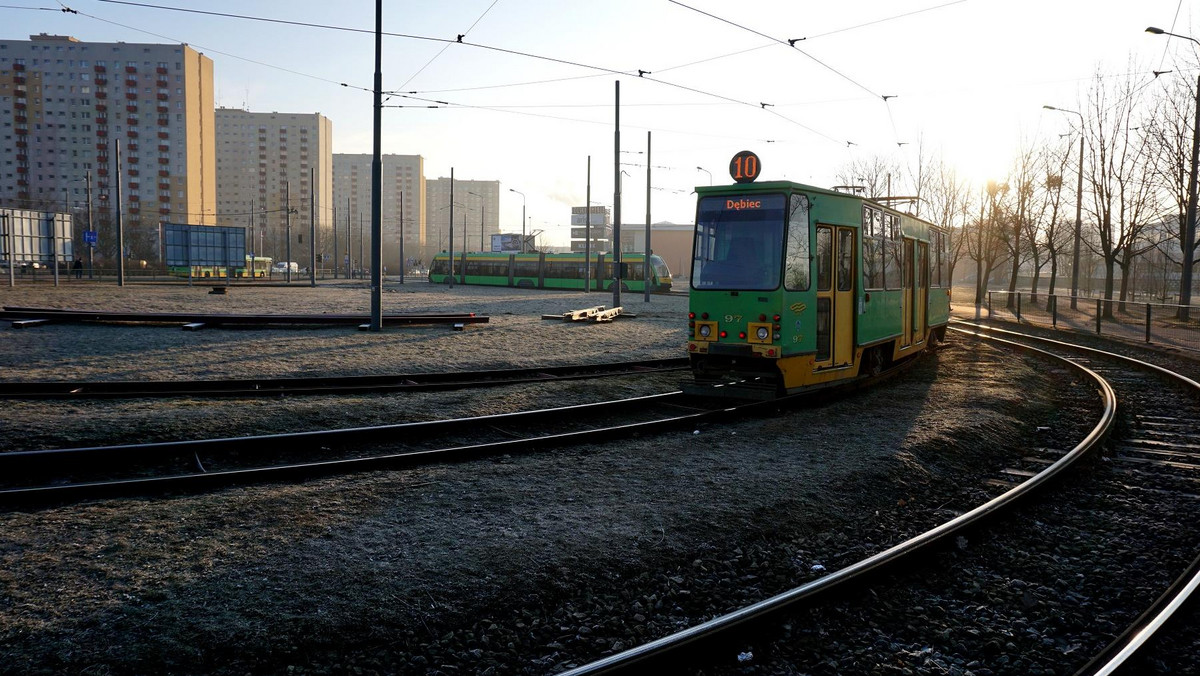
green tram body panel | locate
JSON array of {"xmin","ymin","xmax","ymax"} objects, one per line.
[
  {"xmin": 428, "ymin": 251, "xmax": 673, "ymax": 293},
  {"xmin": 688, "ymin": 181, "xmax": 951, "ymax": 393}
]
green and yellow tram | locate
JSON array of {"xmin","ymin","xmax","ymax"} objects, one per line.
[
  {"xmin": 687, "ymin": 152, "xmax": 950, "ymax": 397},
  {"xmin": 429, "ymin": 251, "xmax": 673, "ymax": 293}
]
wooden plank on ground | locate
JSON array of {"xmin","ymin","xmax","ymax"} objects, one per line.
[
  {"xmin": 593, "ymin": 307, "xmax": 624, "ymax": 323},
  {"xmin": 566, "ymin": 305, "xmax": 606, "ymax": 321},
  {"xmin": 10, "ymin": 319, "xmax": 51, "ymax": 329}
]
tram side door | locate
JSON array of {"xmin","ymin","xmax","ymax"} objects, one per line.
[
  {"xmin": 814, "ymin": 225, "xmax": 855, "ymax": 368},
  {"xmin": 915, "ymin": 241, "xmax": 928, "ymax": 344}
]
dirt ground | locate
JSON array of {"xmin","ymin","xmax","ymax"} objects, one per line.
[{"xmin": 0, "ymin": 280, "xmax": 1068, "ymax": 675}]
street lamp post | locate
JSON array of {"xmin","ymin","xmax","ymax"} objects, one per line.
[
  {"xmin": 1044, "ymin": 105, "xmax": 1085, "ymax": 310},
  {"xmin": 509, "ymin": 188, "xmax": 525, "ymax": 253},
  {"xmin": 1148, "ymin": 27, "xmax": 1200, "ymax": 320},
  {"xmin": 696, "ymin": 166, "xmax": 712, "ymax": 186}
]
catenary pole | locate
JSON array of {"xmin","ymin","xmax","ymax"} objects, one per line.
[
  {"xmin": 368, "ymin": 0, "xmax": 384, "ymax": 330},
  {"xmin": 309, "ymin": 167, "xmax": 316, "ymax": 287},
  {"xmin": 115, "ymin": 140, "xmax": 125, "ymax": 287},
  {"xmin": 612, "ymin": 81, "xmax": 621, "ymax": 309}
]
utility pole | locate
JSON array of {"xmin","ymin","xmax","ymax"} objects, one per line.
[
  {"xmin": 644, "ymin": 130, "xmax": 651, "ymax": 303},
  {"xmin": 85, "ymin": 169, "xmax": 94, "ymax": 279},
  {"xmin": 369, "ymin": 0, "xmax": 384, "ymax": 330},
  {"xmin": 285, "ymin": 181, "xmax": 292, "ymax": 283},
  {"xmin": 612, "ymin": 80, "xmax": 622, "ymax": 309},
  {"xmin": 115, "ymin": 140, "xmax": 125, "ymax": 287},
  {"xmin": 449, "ymin": 167, "xmax": 455, "ymax": 288},
  {"xmin": 399, "ymin": 191, "xmax": 405, "ymax": 283},
  {"xmin": 309, "ymin": 167, "xmax": 316, "ymax": 287},
  {"xmin": 333, "ymin": 204, "xmax": 338, "ymax": 280},
  {"xmin": 585, "ymin": 156, "xmax": 591, "ymax": 293}
]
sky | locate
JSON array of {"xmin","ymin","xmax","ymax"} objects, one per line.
[{"xmin": 3, "ymin": 0, "xmax": 1198, "ymax": 246}]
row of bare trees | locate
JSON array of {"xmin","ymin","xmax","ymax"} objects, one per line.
[{"xmin": 837, "ymin": 57, "xmax": 1200, "ymax": 319}]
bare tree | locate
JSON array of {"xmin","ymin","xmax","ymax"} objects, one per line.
[
  {"xmin": 923, "ymin": 157, "xmax": 974, "ymax": 286},
  {"xmin": 1002, "ymin": 142, "xmax": 1044, "ymax": 308},
  {"xmin": 1038, "ymin": 139, "xmax": 1074, "ymax": 296},
  {"xmin": 1082, "ymin": 65, "xmax": 1161, "ymax": 317},
  {"xmin": 965, "ymin": 180, "xmax": 1011, "ymax": 317},
  {"xmin": 835, "ymin": 155, "xmax": 902, "ymax": 199}
]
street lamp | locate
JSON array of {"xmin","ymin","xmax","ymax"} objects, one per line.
[
  {"xmin": 509, "ymin": 188, "xmax": 526, "ymax": 253},
  {"xmin": 696, "ymin": 166, "xmax": 712, "ymax": 186},
  {"xmin": 1044, "ymin": 105, "xmax": 1085, "ymax": 309},
  {"xmin": 1147, "ymin": 26, "xmax": 1200, "ymax": 319}
]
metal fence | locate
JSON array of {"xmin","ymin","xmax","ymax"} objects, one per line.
[{"xmin": 977, "ymin": 291, "xmax": 1200, "ymax": 352}]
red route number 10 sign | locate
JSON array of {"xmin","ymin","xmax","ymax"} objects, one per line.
[{"xmin": 729, "ymin": 150, "xmax": 761, "ymax": 184}]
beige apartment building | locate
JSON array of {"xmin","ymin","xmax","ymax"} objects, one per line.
[
  {"xmin": 215, "ymin": 108, "xmax": 332, "ymax": 265},
  {"xmin": 332, "ymin": 153, "xmax": 425, "ymax": 271},
  {"xmin": 0, "ymin": 34, "xmax": 214, "ymax": 262},
  {"xmin": 425, "ymin": 176, "xmax": 500, "ymax": 258}
]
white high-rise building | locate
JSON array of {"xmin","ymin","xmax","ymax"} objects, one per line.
[
  {"xmin": 215, "ymin": 108, "xmax": 333, "ymax": 265},
  {"xmin": 0, "ymin": 34, "xmax": 215, "ymax": 261},
  {"xmin": 333, "ymin": 153, "xmax": 425, "ymax": 270},
  {"xmin": 425, "ymin": 177, "xmax": 500, "ymax": 258}
]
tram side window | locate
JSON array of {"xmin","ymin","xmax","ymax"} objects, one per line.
[
  {"xmin": 546, "ymin": 261, "xmax": 580, "ymax": 279},
  {"xmin": 863, "ymin": 206, "xmax": 885, "ymax": 289},
  {"xmin": 514, "ymin": 260, "xmax": 539, "ymax": 277},
  {"xmin": 627, "ymin": 260, "xmax": 644, "ymax": 281},
  {"xmin": 932, "ymin": 229, "xmax": 949, "ymax": 287},
  {"xmin": 883, "ymin": 214, "xmax": 901, "ymax": 290},
  {"xmin": 784, "ymin": 194, "xmax": 811, "ymax": 291},
  {"xmin": 816, "ymin": 226, "xmax": 832, "ymax": 292},
  {"xmin": 466, "ymin": 260, "xmax": 508, "ymax": 277},
  {"xmin": 430, "ymin": 258, "xmax": 449, "ymax": 275},
  {"xmin": 837, "ymin": 228, "xmax": 853, "ymax": 292}
]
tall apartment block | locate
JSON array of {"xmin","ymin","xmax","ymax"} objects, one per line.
[
  {"xmin": 425, "ymin": 177, "xmax": 500, "ymax": 258},
  {"xmin": 0, "ymin": 34, "xmax": 214, "ymax": 261},
  {"xmin": 332, "ymin": 153, "xmax": 425, "ymax": 269},
  {"xmin": 215, "ymin": 108, "xmax": 332, "ymax": 265}
]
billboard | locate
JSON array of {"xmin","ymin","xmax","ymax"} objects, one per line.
[
  {"xmin": 491, "ymin": 233, "xmax": 524, "ymax": 252},
  {"xmin": 570, "ymin": 205, "xmax": 610, "ymax": 226},
  {"xmin": 164, "ymin": 223, "xmax": 246, "ymax": 267},
  {"xmin": 0, "ymin": 208, "xmax": 73, "ymax": 263}
]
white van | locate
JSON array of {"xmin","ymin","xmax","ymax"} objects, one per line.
[{"xmin": 272, "ymin": 261, "xmax": 299, "ymax": 274}]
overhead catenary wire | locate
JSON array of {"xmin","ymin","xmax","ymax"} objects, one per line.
[
  {"xmin": 85, "ymin": 0, "xmax": 845, "ymax": 144},
  {"xmin": 667, "ymin": 0, "xmax": 883, "ymax": 100}
]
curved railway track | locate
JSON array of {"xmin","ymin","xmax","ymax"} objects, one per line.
[
  {"xmin": 0, "ymin": 357, "xmax": 690, "ymax": 399},
  {"xmin": 557, "ymin": 326, "xmax": 1200, "ymax": 676},
  {"xmin": 1, "ymin": 385, "xmax": 790, "ymax": 506},
  {"xmin": 0, "ymin": 354, "xmax": 924, "ymax": 507}
]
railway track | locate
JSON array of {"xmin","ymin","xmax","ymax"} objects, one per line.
[
  {"xmin": 0, "ymin": 353, "xmax": 924, "ymax": 507},
  {"xmin": 0, "ymin": 388, "xmax": 763, "ymax": 506},
  {"xmin": 0, "ymin": 305, "xmax": 490, "ymax": 328},
  {"xmin": 0, "ymin": 357, "xmax": 690, "ymax": 399},
  {"xmin": 556, "ymin": 325, "xmax": 1200, "ymax": 675}
]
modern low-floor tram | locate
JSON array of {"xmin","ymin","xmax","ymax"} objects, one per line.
[{"xmin": 429, "ymin": 251, "xmax": 673, "ymax": 293}]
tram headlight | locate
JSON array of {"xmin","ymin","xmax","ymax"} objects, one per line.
[
  {"xmin": 756, "ymin": 326, "xmax": 769, "ymax": 341},
  {"xmin": 698, "ymin": 324, "xmax": 712, "ymax": 338}
]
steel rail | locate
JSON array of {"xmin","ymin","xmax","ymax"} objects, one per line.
[
  {"xmin": 0, "ymin": 358, "xmax": 691, "ymax": 399},
  {"xmin": 0, "ymin": 306, "xmax": 489, "ymax": 326},
  {"xmin": 0, "ymin": 352, "xmax": 931, "ymax": 505},
  {"xmin": 951, "ymin": 320, "xmax": 1200, "ymax": 676},
  {"xmin": 0, "ymin": 390, "xmax": 782, "ymax": 506},
  {"xmin": 557, "ymin": 331, "xmax": 1116, "ymax": 675}
]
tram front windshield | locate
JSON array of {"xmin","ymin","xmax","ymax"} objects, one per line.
[{"xmin": 692, "ymin": 194, "xmax": 785, "ymax": 290}]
